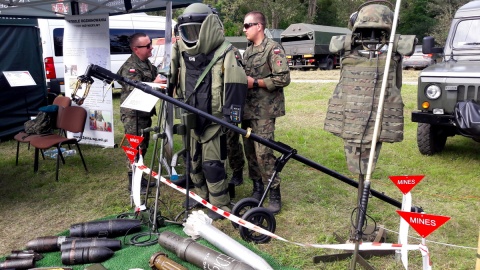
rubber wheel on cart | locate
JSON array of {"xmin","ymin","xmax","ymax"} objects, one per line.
[
  {"xmin": 231, "ymin": 197, "xmax": 260, "ymax": 229},
  {"xmin": 239, "ymin": 207, "xmax": 276, "ymax": 244}
]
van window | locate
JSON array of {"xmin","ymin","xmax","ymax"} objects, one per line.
[{"xmin": 52, "ymin": 28, "xmax": 166, "ymax": 56}]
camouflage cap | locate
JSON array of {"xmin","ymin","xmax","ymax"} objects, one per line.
[{"xmin": 352, "ymin": 4, "xmax": 393, "ymax": 33}]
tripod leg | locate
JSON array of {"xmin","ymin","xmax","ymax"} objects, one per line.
[{"xmin": 142, "ymin": 98, "xmax": 170, "ymax": 231}]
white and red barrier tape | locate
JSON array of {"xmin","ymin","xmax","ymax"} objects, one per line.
[{"xmin": 135, "ymin": 162, "xmax": 432, "ymax": 269}]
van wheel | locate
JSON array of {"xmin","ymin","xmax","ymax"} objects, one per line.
[{"xmin": 417, "ymin": 123, "xmax": 447, "ymax": 155}]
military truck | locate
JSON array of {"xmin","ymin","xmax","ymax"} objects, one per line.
[
  {"xmin": 412, "ymin": 0, "xmax": 480, "ymax": 155},
  {"xmin": 280, "ymin": 23, "xmax": 351, "ymax": 70},
  {"xmin": 225, "ymin": 29, "xmax": 283, "ymax": 56}
]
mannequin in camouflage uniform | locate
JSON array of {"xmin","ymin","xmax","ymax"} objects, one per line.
[
  {"xmin": 242, "ymin": 11, "xmax": 290, "ymax": 214},
  {"xmin": 169, "ymin": 3, "xmax": 247, "ymax": 220},
  {"xmin": 117, "ymin": 33, "xmax": 162, "ymax": 190},
  {"xmin": 325, "ymin": 4, "xmax": 415, "ymax": 175}
]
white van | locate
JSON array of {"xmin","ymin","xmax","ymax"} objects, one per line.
[{"xmin": 38, "ymin": 13, "xmax": 175, "ymax": 93}]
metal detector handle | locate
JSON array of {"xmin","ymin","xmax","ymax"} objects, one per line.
[
  {"xmin": 273, "ymin": 143, "xmax": 296, "ymax": 173},
  {"xmin": 261, "ymin": 146, "xmax": 297, "ymax": 203}
]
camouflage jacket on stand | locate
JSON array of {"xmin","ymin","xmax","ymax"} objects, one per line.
[{"xmin": 325, "ymin": 34, "xmax": 416, "ymax": 144}]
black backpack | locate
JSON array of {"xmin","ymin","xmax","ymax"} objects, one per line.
[{"xmin": 24, "ymin": 105, "xmax": 58, "ymax": 135}]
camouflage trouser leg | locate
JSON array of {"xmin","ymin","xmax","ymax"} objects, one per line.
[
  {"xmin": 226, "ymin": 128, "xmax": 245, "ymax": 172},
  {"xmin": 242, "ymin": 119, "xmax": 280, "ymax": 189},
  {"xmin": 343, "ymin": 141, "xmax": 382, "ymax": 175},
  {"xmin": 121, "ymin": 114, "xmax": 152, "ymax": 171},
  {"xmin": 190, "ymin": 130, "xmax": 230, "ymax": 208}
]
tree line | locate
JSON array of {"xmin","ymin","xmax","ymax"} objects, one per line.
[{"xmin": 153, "ymin": 0, "xmax": 471, "ymax": 46}]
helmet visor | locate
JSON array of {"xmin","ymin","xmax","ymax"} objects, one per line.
[{"xmin": 178, "ymin": 22, "xmax": 202, "ymax": 43}]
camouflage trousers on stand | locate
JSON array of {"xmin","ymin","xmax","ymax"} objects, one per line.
[{"xmin": 343, "ymin": 141, "xmax": 382, "ymax": 175}]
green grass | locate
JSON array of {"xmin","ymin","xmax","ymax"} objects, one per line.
[{"xmin": 0, "ymin": 77, "xmax": 479, "ymax": 269}]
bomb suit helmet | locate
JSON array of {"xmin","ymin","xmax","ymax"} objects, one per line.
[
  {"xmin": 177, "ymin": 3, "xmax": 217, "ymax": 44},
  {"xmin": 351, "ymin": 3, "xmax": 394, "ymax": 34}
]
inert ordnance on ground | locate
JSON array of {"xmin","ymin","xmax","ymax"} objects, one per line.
[
  {"xmin": 69, "ymin": 218, "xmax": 141, "ymax": 238},
  {"xmin": 281, "ymin": 23, "xmax": 351, "ymax": 70},
  {"xmin": 149, "ymin": 252, "xmax": 187, "ymax": 270},
  {"xmin": 60, "ymin": 238, "xmax": 122, "ymax": 251},
  {"xmin": 61, "ymin": 246, "xmax": 114, "ymax": 265},
  {"xmin": 0, "ymin": 257, "xmax": 35, "ymax": 269},
  {"xmin": 158, "ymin": 231, "xmax": 254, "ymax": 270},
  {"xmin": 26, "ymin": 236, "xmax": 79, "ymax": 253}
]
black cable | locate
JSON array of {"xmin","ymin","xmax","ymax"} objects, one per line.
[{"xmin": 350, "ymin": 206, "xmax": 378, "ymax": 239}]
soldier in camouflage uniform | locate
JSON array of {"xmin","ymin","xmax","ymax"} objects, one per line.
[
  {"xmin": 242, "ymin": 11, "xmax": 290, "ymax": 214},
  {"xmin": 169, "ymin": 3, "xmax": 247, "ymax": 220},
  {"xmin": 117, "ymin": 33, "xmax": 163, "ymax": 190}
]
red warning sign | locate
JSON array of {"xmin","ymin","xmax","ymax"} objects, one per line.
[
  {"xmin": 389, "ymin": 175, "xmax": 424, "ymax": 194},
  {"xmin": 125, "ymin": 134, "xmax": 144, "ymax": 149},
  {"xmin": 122, "ymin": 146, "xmax": 138, "ymax": 164},
  {"xmin": 396, "ymin": 210, "xmax": 450, "ymax": 238}
]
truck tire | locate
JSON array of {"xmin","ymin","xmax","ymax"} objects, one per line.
[
  {"xmin": 325, "ymin": 58, "xmax": 334, "ymax": 70},
  {"xmin": 417, "ymin": 123, "xmax": 447, "ymax": 155}
]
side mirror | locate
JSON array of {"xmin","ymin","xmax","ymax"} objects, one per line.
[{"xmin": 423, "ymin": 36, "xmax": 443, "ymax": 54}]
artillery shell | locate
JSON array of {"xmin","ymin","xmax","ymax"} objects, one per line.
[
  {"xmin": 0, "ymin": 257, "xmax": 34, "ymax": 269},
  {"xmin": 69, "ymin": 219, "xmax": 141, "ymax": 238},
  {"xmin": 158, "ymin": 231, "xmax": 254, "ymax": 270},
  {"xmin": 6, "ymin": 250, "xmax": 43, "ymax": 261},
  {"xmin": 61, "ymin": 238, "xmax": 122, "ymax": 251},
  {"xmin": 25, "ymin": 236, "xmax": 75, "ymax": 253},
  {"xmin": 61, "ymin": 247, "xmax": 114, "ymax": 265}
]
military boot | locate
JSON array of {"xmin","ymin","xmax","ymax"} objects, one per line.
[
  {"xmin": 266, "ymin": 186, "xmax": 281, "ymax": 214},
  {"xmin": 229, "ymin": 170, "xmax": 244, "ymax": 186},
  {"xmin": 251, "ymin": 179, "xmax": 264, "ymax": 201}
]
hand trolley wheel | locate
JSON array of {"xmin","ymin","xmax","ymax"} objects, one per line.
[
  {"xmin": 231, "ymin": 197, "xmax": 260, "ymax": 229},
  {"xmin": 238, "ymin": 207, "xmax": 276, "ymax": 244}
]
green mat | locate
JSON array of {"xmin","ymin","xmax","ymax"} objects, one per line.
[{"xmin": 5, "ymin": 214, "xmax": 298, "ymax": 270}]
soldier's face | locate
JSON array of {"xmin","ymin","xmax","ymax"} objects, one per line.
[
  {"xmin": 243, "ymin": 15, "xmax": 260, "ymax": 42},
  {"xmin": 133, "ymin": 36, "xmax": 153, "ymax": 61}
]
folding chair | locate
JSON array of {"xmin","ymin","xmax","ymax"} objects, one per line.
[
  {"xmin": 14, "ymin": 96, "xmax": 71, "ymax": 165},
  {"xmin": 30, "ymin": 105, "xmax": 88, "ymax": 181}
]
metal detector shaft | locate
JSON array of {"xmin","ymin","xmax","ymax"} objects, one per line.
[{"xmin": 80, "ymin": 64, "xmax": 420, "ymax": 212}]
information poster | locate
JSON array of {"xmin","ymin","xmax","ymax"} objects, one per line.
[{"xmin": 64, "ymin": 14, "xmax": 114, "ymax": 148}]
